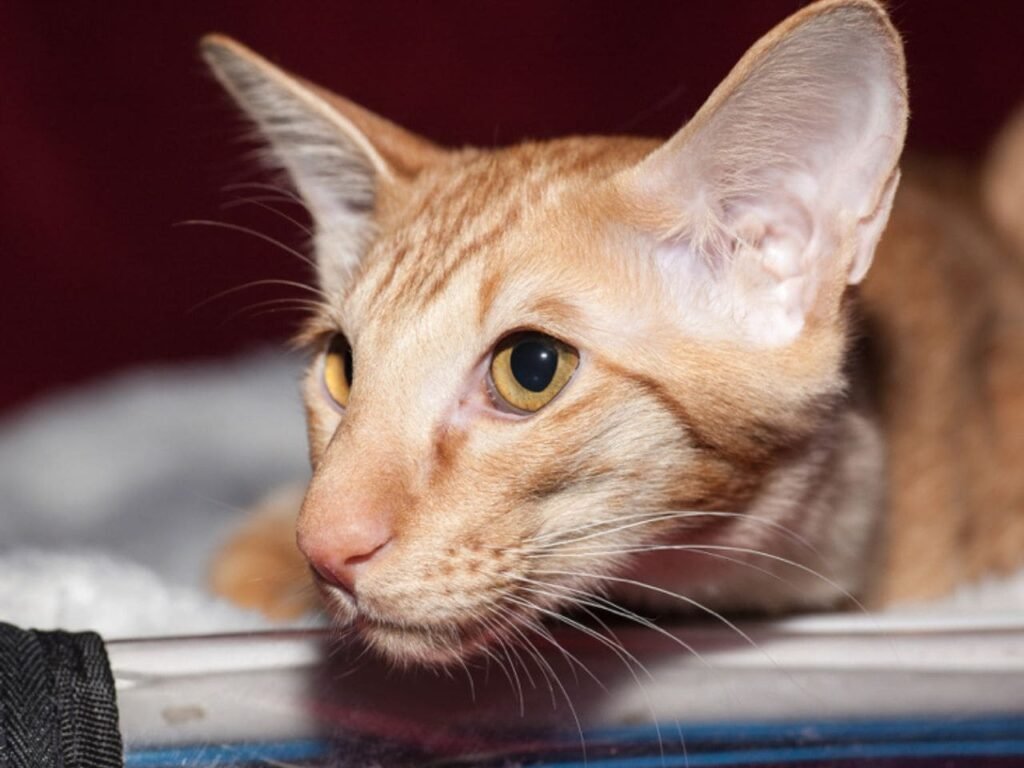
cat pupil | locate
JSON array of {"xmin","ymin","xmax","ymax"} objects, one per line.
[
  {"xmin": 510, "ymin": 340, "xmax": 557, "ymax": 392},
  {"xmin": 329, "ymin": 334, "xmax": 354, "ymax": 385}
]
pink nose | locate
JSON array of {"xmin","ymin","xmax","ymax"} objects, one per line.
[{"xmin": 297, "ymin": 514, "xmax": 393, "ymax": 598}]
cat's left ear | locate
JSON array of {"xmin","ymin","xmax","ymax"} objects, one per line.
[
  {"xmin": 201, "ymin": 35, "xmax": 445, "ymax": 286},
  {"xmin": 615, "ymin": 0, "xmax": 908, "ymax": 346}
]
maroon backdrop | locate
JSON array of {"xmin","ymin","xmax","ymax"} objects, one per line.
[{"xmin": 2, "ymin": 2, "xmax": 1023, "ymax": 413}]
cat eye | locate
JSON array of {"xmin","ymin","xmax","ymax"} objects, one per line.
[
  {"xmin": 323, "ymin": 333, "xmax": 354, "ymax": 408},
  {"xmin": 489, "ymin": 332, "xmax": 579, "ymax": 414}
]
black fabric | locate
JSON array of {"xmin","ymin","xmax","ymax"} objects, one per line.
[{"xmin": 0, "ymin": 622, "xmax": 123, "ymax": 768}]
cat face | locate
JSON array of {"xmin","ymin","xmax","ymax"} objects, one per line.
[{"xmin": 203, "ymin": 0, "xmax": 907, "ymax": 664}]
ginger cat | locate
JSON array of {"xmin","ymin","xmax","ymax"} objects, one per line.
[{"xmin": 202, "ymin": 0, "xmax": 1024, "ymax": 664}]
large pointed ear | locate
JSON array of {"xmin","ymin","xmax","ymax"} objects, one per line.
[
  {"xmin": 200, "ymin": 35, "xmax": 445, "ymax": 284},
  {"xmin": 616, "ymin": 0, "xmax": 907, "ymax": 346}
]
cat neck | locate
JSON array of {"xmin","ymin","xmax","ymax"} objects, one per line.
[{"xmin": 614, "ymin": 404, "xmax": 886, "ymax": 615}]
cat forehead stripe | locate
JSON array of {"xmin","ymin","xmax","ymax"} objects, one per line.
[{"xmin": 352, "ymin": 140, "xmax": 636, "ymax": 319}]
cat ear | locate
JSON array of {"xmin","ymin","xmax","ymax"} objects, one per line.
[
  {"xmin": 616, "ymin": 0, "xmax": 907, "ymax": 346},
  {"xmin": 200, "ymin": 35, "xmax": 444, "ymax": 282}
]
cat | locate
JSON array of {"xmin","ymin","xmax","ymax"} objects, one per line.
[{"xmin": 202, "ymin": 0, "xmax": 1024, "ymax": 665}]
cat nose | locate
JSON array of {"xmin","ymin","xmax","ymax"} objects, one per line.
[{"xmin": 297, "ymin": 513, "xmax": 393, "ymax": 598}]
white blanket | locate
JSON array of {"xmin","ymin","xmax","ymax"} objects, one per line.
[{"xmin": 0, "ymin": 351, "xmax": 312, "ymax": 638}]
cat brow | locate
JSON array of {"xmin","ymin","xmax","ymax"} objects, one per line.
[
  {"xmin": 477, "ymin": 294, "xmax": 588, "ymax": 342},
  {"xmin": 524, "ymin": 296, "xmax": 586, "ymax": 331}
]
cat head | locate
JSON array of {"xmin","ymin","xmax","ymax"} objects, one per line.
[{"xmin": 203, "ymin": 0, "xmax": 906, "ymax": 665}]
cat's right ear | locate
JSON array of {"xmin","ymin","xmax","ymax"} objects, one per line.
[{"xmin": 201, "ymin": 35, "xmax": 444, "ymax": 284}]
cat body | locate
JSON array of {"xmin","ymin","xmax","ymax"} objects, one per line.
[
  {"xmin": 861, "ymin": 162, "xmax": 1024, "ymax": 603},
  {"xmin": 202, "ymin": 0, "xmax": 1024, "ymax": 664}
]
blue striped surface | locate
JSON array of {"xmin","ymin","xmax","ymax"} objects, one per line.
[
  {"xmin": 125, "ymin": 715, "xmax": 1024, "ymax": 767},
  {"xmin": 127, "ymin": 739, "xmax": 326, "ymax": 766}
]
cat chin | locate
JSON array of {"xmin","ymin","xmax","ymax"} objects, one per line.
[
  {"xmin": 357, "ymin": 617, "xmax": 494, "ymax": 667},
  {"xmin": 316, "ymin": 589, "xmax": 496, "ymax": 665}
]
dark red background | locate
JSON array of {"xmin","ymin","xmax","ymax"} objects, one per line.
[{"xmin": 2, "ymin": 2, "xmax": 1023, "ymax": 414}]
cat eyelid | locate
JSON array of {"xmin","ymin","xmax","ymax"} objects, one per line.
[
  {"xmin": 294, "ymin": 315, "xmax": 346, "ymax": 350},
  {"xmin": 488, "ymin": 326, "xmax": 578, "ymax": 351},
  {"xmin": 301, "ymin": 325, "xmax": 354, "ymax": 358}
]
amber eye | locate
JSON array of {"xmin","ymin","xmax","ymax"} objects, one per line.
[
  {"xmin": 489, "ymin": 332, "xmax": 579, "ymax": 413},
  {"xmin": 323, "ymin": 333, "xmax": 354, "ymax": 408}
]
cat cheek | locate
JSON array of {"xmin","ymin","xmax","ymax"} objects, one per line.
[{"xmin": 302, "ymin": 394, "xmax": 341, "ymax": 465}]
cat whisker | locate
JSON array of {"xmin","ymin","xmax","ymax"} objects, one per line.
[
  {"xmin": 513, "ymin": 575, "xmax": 711, "ymax": 670},
  {"xmin": 188, "ymin": 276, "xmax": 330, "ymax": 316},
  {"xmin": 234, "ymin": 307, "xmax": 316, "ymax": 326},
  {"xmin": 525, "ymin": 590, "xmax": 637, "ymax": 691},
  {"xmin": 484, "ymin": 600, "xmax": 594, "ymax": 726},
  {"xmin": 176, "ymin": 218, "xmax": 318, "ymax": 271},
  {"xmin": 226, "ymin": 296, "xmax": 335, "ymax": 324},
  {"xmin": 221, "ymin": 180, "xmax": 307, "ymax": 207},
  {"xmin": 555, "ymin": 561, "xmax": 855, "ymax": 709},
  {"xmin": 454, "ymin": 646, "xmax": 477, "ymax": 703},
  {"xmin": 222, "ymin": 196, "xmax": 314, "ymax": 238},
  {"xmin": 546, "ymin": 543, "xmax": 863, "ymax": 615},
  {"xmin": 490, "ymin": 613, "xmax": 540, "ymax": 693},
  {"xmin": 504, "ymin": 590, "xmax": 673, "ymax": 763},
  {"xmin": 529, "ymin": 509, "xmax": 821, "ymax": 560},
  {"xmin": 481, "ymin": 606, "xmax": 577, "ymax": 688},
  {"xmin": 554, "ymin": 597, "xmax": 674, "ymax": 765},
  {"xmin": 498, "ymin": 603, "xmax": 588, "ymax": 760},
  {"xmin": 479, "ymin": 618, "xmax": 527, "ymax": 716},
  {"xmin": 528, "ymin": 509, "xmax": 706, "ymax": 547},
  {"xmin": 323, "ymin": 624, "xmax": 362, "ymax": 666},
  {"xmin": 537, "ymin": 565, "xmax": 836, "ymax": 712},
  {"xmin": 502, "ymin": 598, "xmax": 606, "ymax": 691},
  {"xmin": 221, "ymin": 193, "xmax": 302, "ymax": 208},
  {"xmin": 534, "ymin": 567, "xmax": 765, "ymax": 661},
  {"xmin": 503, "ymin": 593, "xmax": 650, "ymax": 684},
  {"xmin": 499, "ymin": 611, "xmax": 559, "ymax": 708}
]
